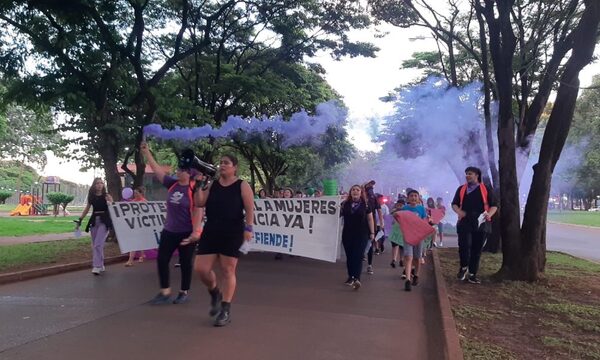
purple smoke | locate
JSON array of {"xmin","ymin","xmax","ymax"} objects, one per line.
[{"xmin": 143, "ymin": 101, "xmax": 347, "ymax": 147}]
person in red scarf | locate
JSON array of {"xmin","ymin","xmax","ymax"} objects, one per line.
[{"xmin": 451, "ymin": 167, "xmax": 498, "ymax": 284}]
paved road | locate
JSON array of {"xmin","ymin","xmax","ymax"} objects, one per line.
[
  {"xmin": 440, "ymin": 222, "xmax": 600, "ymax": 262},
  {"xmin": 0, "ymin": 252, "xmax": 443, "ymax": 360},
  {"xmin": 546, "ymin": 222, "xmax": 600, "ymax": 262}
]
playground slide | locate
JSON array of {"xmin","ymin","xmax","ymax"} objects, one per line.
[{"xmin": 10, "ymin": 204, "xmax": 31, "ymax": 216}]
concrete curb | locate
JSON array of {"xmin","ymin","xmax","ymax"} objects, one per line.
[
  {"xmin": 547, "ymin": 221, "xmax": 600, "ymax": 229},
  {"xmin": 432, "ymin": 250, "xmax": 464, "ymax": 360},
  {"xmin": 0, "ymin": 255, "xmax": 128, "ymax": 285}
]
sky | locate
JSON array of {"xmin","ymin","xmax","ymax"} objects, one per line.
[{"xmin": 41, "ymin": 23, "xmax": 600, "ymax": 185}]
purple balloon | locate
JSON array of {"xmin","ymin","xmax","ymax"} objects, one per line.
[{"xmin": 121, "ymin": 187, "xmax": 133, "ymax": 200}]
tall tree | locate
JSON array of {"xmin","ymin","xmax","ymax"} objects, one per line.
[
  {"xmin": 482, "ymin": 0, "xmax": 600, "ymax": 281},
  {"xmin": 1, "ymin": 0, "xmax": 376, "ymax": 197}
]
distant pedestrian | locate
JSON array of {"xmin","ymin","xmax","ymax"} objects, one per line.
[
  {"xmin": 436, "ymin": 197, "xmax": 446, "ymax": 247},
  {"xmin": 389, "ymin": 198, "xmax": 405, "ymax": 269},
  {"xmin": 376, "ymin": 193, "xmax": 389, "ymax": 254},
  {"xmin": 78, "ymin": 178, "xmax": 113, "ymax": 275},
  {"xmin": 125, "ymin": 186, "xmax": 147, "ymax": 267},
  {"xmin": 452, "ymin": 167, "xmax": 498, "ymax": 284}
]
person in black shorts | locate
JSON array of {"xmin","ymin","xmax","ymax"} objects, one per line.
[{"xmin": 194, "ymin": 154, "xmax": 255, "ymax": 326}]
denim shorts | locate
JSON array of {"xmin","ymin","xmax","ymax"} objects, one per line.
[{"xmin": 403, "ymin": 241, "xmax": 424, "ymax": 258}]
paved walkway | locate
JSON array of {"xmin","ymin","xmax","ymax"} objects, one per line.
[
  {"xmin": 0, "ymin": 233, "xmax": 79, "ymax": 246},
  {"xmin": 0, "ymin": 251, "xmax": 443, "ymax": 360}
]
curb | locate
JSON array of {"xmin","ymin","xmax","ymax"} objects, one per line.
[
  {"xmin": 432, "ymin": 250, "xmax": 464, "ymax": 360},
  {"xmin": 0, "ymin": 255, "xmax": 128, "ymax": 285},
  {"xmin": 547, "ymin": 221, "xmax": 600, "ymax": 229}
]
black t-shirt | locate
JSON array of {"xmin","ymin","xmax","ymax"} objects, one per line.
[
  {"xmin": 341, "ymin": 200, "xmax": 372, "ymax": 240},
  {"xmin": 85, "ymin": 193, "xmax": 112, "ymax": 230},
  {"xmin": 88, "ymin": 194, "xmax": 108, "ymax": 212},
  {"xmin": 451, "ymin": 183, "xmax": 497, "ymax": 232}
]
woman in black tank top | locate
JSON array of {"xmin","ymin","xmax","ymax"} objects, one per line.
[{"xmin": 194, "ymin": 154, "xmax": 255, "ymax": 327}]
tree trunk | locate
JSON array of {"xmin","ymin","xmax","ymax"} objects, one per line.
[
  {"xmin": 98, "ymin": 136, "xmax": 122, "ymax": 201},
  {"xmin": 520, "ymin": 0, "xmax": 600, "ymax": 281},
  {"xmin": 481, "ymin": 0, "xmax": 522, "ymax": 280}
]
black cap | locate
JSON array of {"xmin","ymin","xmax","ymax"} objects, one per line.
[{"xmin": 178, "ymin": 149, "xmax": 195, "ymax": 169}]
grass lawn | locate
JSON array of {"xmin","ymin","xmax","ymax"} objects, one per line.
[
  {"xmin": 438, "ymin": 248, "xmax": 600, "ymax": 360},
  {"xmin": 0, "ymin": 216, "xmax": 85, "ymax": 236},
  {"xmin": 0, "ymin": 204, "xmax": 86, "ymax": 212},
  {"xmin": 0, "ymin": 238, "xmax": 122, "ymax": 273},
  {"xmin": 547, "ymin": 210, "xmax": 600, "ymax": 227}
]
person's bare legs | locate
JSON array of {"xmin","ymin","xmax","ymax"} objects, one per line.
[
  {"xmin": 126, "ymin": 252, "xmax": 135, "ymax": 266},
  {"xmin": 195, "ymin": 254, "xmax": 219, "ymax": 289},
  {"xmin": 218, "ymin": 255, "xmax": 239, "ymax": 302}
]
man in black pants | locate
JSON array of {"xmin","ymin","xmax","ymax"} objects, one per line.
[{"xmin": 451, "ymin": 167, "xmax": 498, "ymax": 284}]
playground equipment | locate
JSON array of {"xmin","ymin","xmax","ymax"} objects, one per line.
[{"xmin": 10, "ymin": 195, "xmax": 33, "ymax": 216}]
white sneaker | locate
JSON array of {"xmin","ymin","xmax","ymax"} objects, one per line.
[
  {"xmin": 439, "ymin": 242, "xmax": 444, "ymax": 247},
  {"xmin": 100, "ymin": 265, "xmax": 106, "ymax": 272},
  {"xmin": 92, "ymin": 267, "xmax": 101, "ymax": 275}
]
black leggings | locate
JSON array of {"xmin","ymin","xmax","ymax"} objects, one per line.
[
  {"xmin": 367, "ymin": 242, "xmax": 374, "ymax": 265},
  {"xmin": 457, "ymin": 231, "xmax": 486, "ymax": 275},
  {"xmin": 157, "ymin": 230, "xmax": 194, "ymax": 291},
  {"xmin": 343, "ymin": 237, "xmax": 369, "ymax": 280}
]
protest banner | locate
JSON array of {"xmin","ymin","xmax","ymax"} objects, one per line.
[
  {"xmin": 108, "ymin": 201, "xmax": 167, "ymax": 253},
  {"xmin": 250, "ymin": 196, "xmax": 341, "ymax": 262}
]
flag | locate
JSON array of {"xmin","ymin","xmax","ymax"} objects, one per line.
[{"xmin": 393, "ymin": 211, "xmax": 436, "ymax": 246}]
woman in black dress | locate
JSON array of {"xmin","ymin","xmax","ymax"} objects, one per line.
[{"xmin": 194, "ymin": 154, "xmax": 254, "ymax": 326}]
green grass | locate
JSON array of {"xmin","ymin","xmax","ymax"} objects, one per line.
[
  {"xmin": 0, "ymin": 238, "xmax": 91, "ymax": 271},
  {"xmin": 439, "ymin": 248, "xmax": 600, "ymax": 360},
  {"xmin": 540, "ymin": 303, "xmax": 600, "ymax": 333},
  {"xmin": 453, "ymin": 304, "xmax": 504, "ymax": 321},
  {"xmin": 547, "ymin": 210, "xmax": 600, "ymax": 227},
  {"xmin": 541, "ymin": 336, "xmax": 600, "ymax": 360},
  {"xmin": 461, "ymin": 339, "xmax": 516, "ymax": 360},
  {"xmin": 0, "ymin": 216, "xmax": 83, "ymax": 236}
]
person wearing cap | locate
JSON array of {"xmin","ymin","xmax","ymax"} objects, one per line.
[
  {"xmin": 451, "ymin": 166, "xmax": 498, "ymax": 284},
  {"xmin": 140, "ymin": 142, "xmax": 204, "ymax": 305}
]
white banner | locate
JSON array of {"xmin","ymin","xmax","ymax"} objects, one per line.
[
  {"xmin": 108, "ymin": 197, "xmax": 342, "ymax": 261},
  {"xmin": 249, "ymin": 196, "xmax": 341, "ymax": 262},
  {"xmin": 108, "ymin": 201, "xmax": 166, "ymax": 253}
]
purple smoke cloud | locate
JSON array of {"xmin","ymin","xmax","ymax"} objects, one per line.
[{"xmin": 143, "ymin": 101, "xmax": 347, "ymax": 147}]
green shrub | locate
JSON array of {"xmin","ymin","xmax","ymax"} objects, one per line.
[
  {"xmin": 46, "ymin": 192, "xmax": 75, "ymax": 216},
  {"xmin": 0, "ymin": 190, "xmax": 12, "ymax": 204}
]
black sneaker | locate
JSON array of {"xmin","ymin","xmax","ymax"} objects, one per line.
[
  {"xmin": 149, "ymin": 293, "xmax": 171, "ymax": 305},
  {"xmin": 404, "ymin": 280, "xmax": 412, "ymax": 291},
  {"xmin": 390, "ymin": 260, "xmax": 396, "ymax": 268},
  {"xmin": 172, "ymin": 292, "xmax": 189, "ymax": 304},
  {"xmin": 367, "ymin": 265, "xmax": 374, "ymax": 275},
  {"xmin": 457, "ymin": 267, "xmax": 468, "ymax": 281},
  {"xmin": 214, "ymin": 308, "xmax": 231, "ymax": 327},
  {"xmin": 352, "ymin": 279, "xmax": 361, "ymax": 290},
  {"xmin": 412, "ymin": 275, "xmax": 419, "ymax": 286},
  {"xmin": 209, "ymin": 289, "xmax": 223, "ymax": 316},
  {"xmin": 401, "ymin": 269, "xmax": 407, "ymax": 280},
  {"xmin": 344, "ymin": 278, "xmax": 354, "ymax": 286},
  {"xmin": 468, "ymin": 274, "xmax": 481, "ymax": 284}
]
